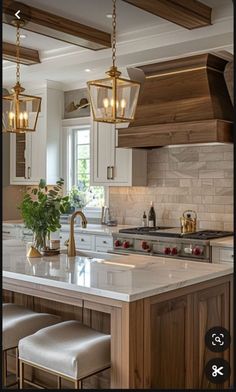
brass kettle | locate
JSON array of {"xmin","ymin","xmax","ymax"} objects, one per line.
[{"xmin": 180, "ymin": 210, "xmax": 197, "ymax": 234}]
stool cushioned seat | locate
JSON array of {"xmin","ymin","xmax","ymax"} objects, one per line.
[
  {"xmin": 3, "ymin": 303, "xmax": 61, "ymax": 351},
  {"xmin": 19, "ymin": 320, "xmax": 111, "ymax": 379}
]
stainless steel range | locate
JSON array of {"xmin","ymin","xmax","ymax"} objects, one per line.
[{"xmin": 112, "ymin": 227, "xmax": 233, "ymax": 262}]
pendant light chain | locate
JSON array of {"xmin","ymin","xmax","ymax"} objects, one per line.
[
  {"xmin": 112, "ymin": 0, "xmax": 117, "ymax": 68},
  {"xmin": 16, "ymin": 23, "xmax": 21, "ymax": 85}
]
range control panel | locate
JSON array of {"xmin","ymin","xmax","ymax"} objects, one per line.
[{"xmin": 113, "ymin": 236, "xmax": 209, "ymax": 261}]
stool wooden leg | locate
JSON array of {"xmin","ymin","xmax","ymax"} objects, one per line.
[
  {"xmin": 57, "ymin": 376, "xmax": 62, "ymax": 389},
  {"xmin": 16, "ymin": 347, "xmax": 19, "ymax": 379},
  {"xmin": 16, "ymin": 347, "xmax": 20, "ymax": 388},
  {"xmin": 74, "ymin": 379, "xmax": 82, "ymax": 389},
  {"xmin": 19, "ymin": 360, "xmax": 24, "ymax": 389},
  {"xmin": 2, "ymin": 350, "xmax": 7, "ymax": 386}
]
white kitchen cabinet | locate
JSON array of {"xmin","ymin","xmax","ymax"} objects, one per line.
[
  {"xmin": 75, "ymin": 234, "xmax": 95, "ymax": 250},
  {"xmin": 10, "ymin": 81, "xmax": 63, "ymax": 185},
  {"xmin": 59, "ymin": 228, "xmax": 113, "ymax": 253},
  {"xmin": 95, "ymin": 235, "xmax": 113, "ymax": 252},
  {"xmin": 90, "ymin": 121, "xmax": 147, "ymax": 186},
  {"xmin": 3, "ymin": 223, "xmax": 33, "ymax": 242},
  {"xmin": 3, "ymin": 222, "xmax": 113, "ymax": 253},
  {"xmin": 212, "ymin": 246, "xmax": 234, "ymax": 263},
  {"xmin": 2, "ymin": 224, "xmax": 20, "ymax": 240}
]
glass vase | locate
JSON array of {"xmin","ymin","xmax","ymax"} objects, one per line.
[{"xmin": 33, "ymin": 231, "xmax": 48, "ymax": 251}]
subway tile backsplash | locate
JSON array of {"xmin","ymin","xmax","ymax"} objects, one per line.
[{"xmin": 109, "ymin": 144, "xmax": 233, "ymax": 231}]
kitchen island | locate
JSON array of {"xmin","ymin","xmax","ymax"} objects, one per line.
[{"xmin": 3, "ymin": 240, "xmax": 233, "ymax": 389}]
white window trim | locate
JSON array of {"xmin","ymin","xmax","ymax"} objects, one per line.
[{"xmin": 61, "ymin": 117, "xmax": 109, "ymax": 217}]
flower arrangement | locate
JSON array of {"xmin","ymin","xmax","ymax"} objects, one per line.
[
  {"xmin": 67, "ymin": 181, "xmax": 94, "ymax": 210},
  {"xmin": 19, "ymin": 178, "xmax": 70, "ymax": 251}
]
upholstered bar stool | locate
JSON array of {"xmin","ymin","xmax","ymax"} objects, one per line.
[
  {"xmin": 19, "ymin": 320, "xmax": 111, "ymax": 389},
  {"xmin": 2, "ymin": 303, "xmax": 61, "ymax": 387}
]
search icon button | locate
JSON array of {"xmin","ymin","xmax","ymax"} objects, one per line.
[{"xmin": 205, "ymin": 326, "xmax": 230, "ymax": 352}]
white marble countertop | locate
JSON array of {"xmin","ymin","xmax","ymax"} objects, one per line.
[
  {"xmin": 60, "ymin": 224, "xmax": 132, "ymax": 235},
  {"xmin": 3, "ymin": 221, "xmax": 131, "ymax": 236},
  {"xmin": 3, "ymin": 240, "xmax": 233, "ymax": 302},
  {"xmin": 210, "ymin": 236, "xmax": 234, "ymax": 248}
]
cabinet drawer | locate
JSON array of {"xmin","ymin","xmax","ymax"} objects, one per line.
[
  {"xmin": 95, "ymin": 236, "xmax": 113, "ymax": 251},
  {"xmin": 219, "ymin": 247, "xmax": 234, "ymax": 262},
  {"xmin": 3, "ymin": 226, "xmax": 18, "ymax": 239},
  {"xmin": 75, "ymin": 234, "xmax": 93, "ymax": 250}
]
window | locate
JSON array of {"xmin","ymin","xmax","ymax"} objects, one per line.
[{"xmin": 68, "ymin": 125, "xmax": 105, "ymax": 210}]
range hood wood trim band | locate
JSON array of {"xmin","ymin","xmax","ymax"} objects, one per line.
[
  {"xmin": 138, "ymin": 53, "xmax": 228, "ymax": 75},
  {"xmin": 117, "ymin": 120, "xmax": 233, "ymax": 148},
  {"xmin": 145, "ymin": 66, "xmax": 222, "ymax": 79}
]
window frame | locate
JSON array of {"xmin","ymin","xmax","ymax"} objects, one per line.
[
  {"xmin": 72, "ymin": 125, "xmax": 90, "ymax": 189},
  {"xmin": 61, "ymin": 117, "xmax": 108, "ymax": 218}
]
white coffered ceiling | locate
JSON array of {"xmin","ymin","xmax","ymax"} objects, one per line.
[{"xmin": 3, "ymin": 0, "xmax": 233, "ymax": 91}]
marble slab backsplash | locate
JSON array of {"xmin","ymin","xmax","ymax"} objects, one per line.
[{"xmin": 109, "ymin": 144, "xmax": 233, "ymax": 231}]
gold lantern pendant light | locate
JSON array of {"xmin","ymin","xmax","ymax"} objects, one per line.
[
  {"xmin": 2, "ymin": 21, "xmax": 41, "ymax": 133},
  {"xmin": 87, "ymin": 0, "xmax": 140, "ymax": 124}
]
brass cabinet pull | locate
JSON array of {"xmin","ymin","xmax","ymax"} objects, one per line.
[{"xmin": 107, "ymin": 166, "xmax": 114, "ymax": 180}]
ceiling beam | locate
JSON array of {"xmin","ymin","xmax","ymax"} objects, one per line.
[
  {"xmin": 3, "ymin": 0, "xmax": 111, "ymax": 50},
  {"xmin": 3, "ymin": 42, "xmax": 40, "ymax": 65},
  {"xmin": 122, "ymin": 0, "xmax": 212, "ymax": 29}
]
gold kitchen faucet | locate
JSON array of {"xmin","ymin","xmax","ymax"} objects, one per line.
[{"xmin": 67, "ymin": 211, "xmax": 88, "ymax": 257}]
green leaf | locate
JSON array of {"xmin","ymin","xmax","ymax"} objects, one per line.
[
  {"xmin": 18, "ymin": 178, "xmax": 68, "ymax": 235},
  {"xmin": 49, "ymin": 190, "xmax": 57, "ymax": 196}
]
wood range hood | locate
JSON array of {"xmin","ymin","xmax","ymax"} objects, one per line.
[{"xmin": 117, "ymin": 53, "xmax": 233, "ymax": 148}]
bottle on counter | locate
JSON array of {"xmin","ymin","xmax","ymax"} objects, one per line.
[
  {"xmin": 142, "ymin": 211, "xmax": 147, "ymax": 227},
  {"xmin": 148, "ymin": 201, "xmax": 156, "ymax": 227}
]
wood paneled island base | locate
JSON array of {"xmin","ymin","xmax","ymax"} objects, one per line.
[{"xmin": 3, "ymin": 273, "xmax": 233, "ymax": 389}]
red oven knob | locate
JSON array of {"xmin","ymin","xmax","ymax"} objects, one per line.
[
  {"xmin": 192, "ymin": 247, "xmax": 202, "ymax": 256},
  {"xmin": 114, "ymin": 239, "xmax": 121, "ymax": 247},
  {"xmin": 141, "ymin": 241, "xmax": 149, "ymax": 250},
  {"xmin": 171, "ymin": 247, "xmax": 178, "ymax": 255},
  {"xmin": 123, "ymin": 241, "xmax": 130, "ymax": 249},
  {"xmin": 164, "ymin": 247, "xmax": 171, "ymax": 255}
]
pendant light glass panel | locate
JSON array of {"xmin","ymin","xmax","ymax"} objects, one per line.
[
  {"xmin": 87, "ymin": 0, "xmax": 140, "ymax": 124},
  {"xmin": 3, "ymin": 92, "xmax": 41, "ymax": 133},
  {"xmin": 88, "ymin": 75, "xmax": 140, "ymax": 123},
  {"xmin": 2, "ymin": 21, "xmax": 41, "ymax": 134}
]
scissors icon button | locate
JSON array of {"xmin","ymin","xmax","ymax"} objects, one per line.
[
  {"xmin": 212, "ymin": 365, "xmax": 224, "ymax": 377},
  {"xmin": 205, "ymin": 358, "xmax": 230, "ymax": 384}
]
